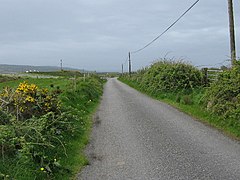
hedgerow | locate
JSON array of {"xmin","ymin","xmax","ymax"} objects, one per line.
[
  {"xmin": 0, "ymin": 77, "xmax": 104, "ymax": 179},
  {"xmin": 127, "ymin": 60, "xmax": 204, "ymax": 94},
  {"xmin": 0, "ymin": 81, "xmax": 74, "ymax": 179},
  {"xmin": 203, "ymin": 64, "xmax": 240, "ymax": 124},
  {"xmin": 120, "ymin": 59, "xmax": 240, "ymax": 138}
]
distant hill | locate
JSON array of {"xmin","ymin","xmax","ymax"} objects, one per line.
[{"xmin": 0, "ymin": 64, "xmax": 83, "ymax": 74}]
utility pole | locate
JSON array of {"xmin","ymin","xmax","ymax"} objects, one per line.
[
  {"xmin": 227, "ymin": 0, "xmax": 236, "ymax": 66},
  {"xmin": 128, "ymin": 52, "xmax": 131, "ymax": 76},
  {"xmin": 60, "ymin": 59, "xmax": 63, "ymax": 71},
  {"xmin": 122, "ymin": 64, "xmax": 124, "ymax": 75}
]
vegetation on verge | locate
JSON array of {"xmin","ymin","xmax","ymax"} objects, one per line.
[
  {"xmin": 119, "ymin": 60, "xmax": 240, "ymax": 138},
  {"xmin": 0, "ymin": 73, "xmax": 105, "ymax": 179}
]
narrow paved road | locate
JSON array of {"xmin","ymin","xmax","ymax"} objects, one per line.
[{"xmin": 78, "ymin": 78, "xmax": 240, "ymax": 180}]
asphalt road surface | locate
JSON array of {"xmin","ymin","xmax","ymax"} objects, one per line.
[{"xmin": 78, "ymin": 78, "xmax": 240, "ymax": 180}]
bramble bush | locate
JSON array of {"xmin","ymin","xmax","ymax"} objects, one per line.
[
  {"xmin": 122, "ymin": 60, "xmax": 204, "ymax": 95},
  {"xmin": 203, "ymin": 63, "xmax": 240, "ymax": 124}
]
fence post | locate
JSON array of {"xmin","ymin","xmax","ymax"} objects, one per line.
[{"xmin": 202, "ymin": 68, "xmax": 208, "ymax": 86}]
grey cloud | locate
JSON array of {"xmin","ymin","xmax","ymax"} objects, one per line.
[{"xmin": 0, "ymin": 0, "xmax": 239, "ymax": 71}]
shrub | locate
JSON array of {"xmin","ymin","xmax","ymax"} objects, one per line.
[
  {"xmin": 203, "ymin": 66, "xmax": 240, "ymax": 121},
  {"xmin": 0, "ymin": 81, "xmax": 74, "ymax": 177},
  {"xmin": 0, "ymin": 77, "xmax": 105, "ymax": 179},
  {"xmin": 126, "ymin": 60, "xmax": 204, "ymax": 94},
  {"xmin": 0, "ymin": 82, "xmax": 61, "ymax": 120}
]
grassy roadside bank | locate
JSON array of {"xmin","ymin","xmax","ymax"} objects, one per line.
[
  {"xmin": 0, "ymin": 74, "xmax": 105, "ymax": 179},
  {"xmin": 119, "ymin": 67, "xmax": 240, "ymax": 140},
  {"xmin": 57, "ymin": 77, "xmax": 105, "ymax": 180}
]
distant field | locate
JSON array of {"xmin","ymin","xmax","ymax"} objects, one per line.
[
  {"xmin": 0, "ymin": 76, "xmax": 69, "ymax": 90},
  {"xmin": 0, "ymin": 71, "xmax": 84, "ymax": 89},
  {"xmin": 0, "ymin": 64, "xmax": 82, "ymax": 74}
]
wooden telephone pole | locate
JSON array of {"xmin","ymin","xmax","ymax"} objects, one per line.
[
  {"xmin": 122, "ymin": 64, "xmax": 124, "ymax": 75},
  {"xmin": 128, "ymin": 52, "xmax": 131, "ymax": 76},
  {"xmin": 228, "ymin": 0, "xmax": 236, "ymax": 66}
]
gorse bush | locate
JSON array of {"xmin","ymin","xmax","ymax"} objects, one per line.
[
  {"xmin": 0, "ymin": 82, "xmax": 71, "ymax": 178},
  {"xmin": 0, "ymin": 82, "xmax": 61, "ymax": 120}
]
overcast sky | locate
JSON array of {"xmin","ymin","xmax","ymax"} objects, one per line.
[{"xmin": 0, "ymin": 0, "xmax": 239, "ymax": 72}]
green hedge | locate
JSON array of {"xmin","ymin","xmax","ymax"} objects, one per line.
[
  {"xmin": 0, "ymin": 76, "xmax": 104, "ymax": 179},
  {"xmin": 120, "ymin": 59, "xmax": 240, "ymax": 138},
  {"xmin": 203, "ymin": 66, "xmax": 240, "ymax": 124},
  {"xmin": 128, "ymin": 60, "xmax": 203, "ymax": 94}
]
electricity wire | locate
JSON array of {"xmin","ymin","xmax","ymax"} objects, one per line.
[{"xmin": 131, "ymin": 0, "xmax": 200, "ymax": 54}]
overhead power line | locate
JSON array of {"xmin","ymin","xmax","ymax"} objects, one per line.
[{"xmin": 131, "ymin": 0, "xmax": 200, "ymax": 54}]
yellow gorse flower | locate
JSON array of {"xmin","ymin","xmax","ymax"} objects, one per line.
[
  {"xmin": 29, "ymin": 84, "xmax": 37, "ymax": 91},
  {"xmin": 25, "ymin": 96, "xmax": 35, "ymax": 102},
  {"xmin": 16, "ymin": 82, "xmax": 38, "ymax": 93},
  {"xmin": 0, "ymin": 81, "xmax": 61, "ymax": 120}
]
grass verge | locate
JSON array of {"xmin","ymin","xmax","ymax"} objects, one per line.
[{"xmin": 55, "ymin": 79, "xmax": 104, "ymax": 179}]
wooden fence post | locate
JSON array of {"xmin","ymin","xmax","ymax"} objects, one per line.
[{"xmin": 202, "ymin": 68, "xmax": 208, "ymax": 86}]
